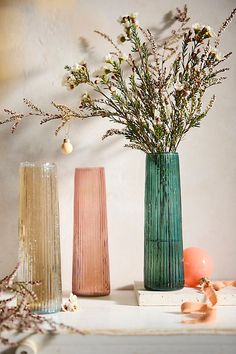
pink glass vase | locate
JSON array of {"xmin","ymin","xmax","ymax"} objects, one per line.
[{"xmin": 72, "ymin": 167, "xmax": 110, "ymax": 296}]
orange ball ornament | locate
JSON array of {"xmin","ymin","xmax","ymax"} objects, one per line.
[{"xmin": 183, "ymin": 247, "xmax": 213, "ymax": 287}]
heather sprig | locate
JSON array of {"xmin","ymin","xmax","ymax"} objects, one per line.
[
  {"xmin": 58, "ymin": 9, "xmax": 234, "ymax": 153},
  {"xmin": 0, "ymin": 6, "xmax": 235, "ymax": 153}
]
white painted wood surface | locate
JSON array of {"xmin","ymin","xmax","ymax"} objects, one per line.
[
  {"xmin": 1, "ymin": 290, "xmax": 236, "ymax": 354},
  {"xmin": 134, "ymin": 281, "xmax": 236, "ymax": 306}
]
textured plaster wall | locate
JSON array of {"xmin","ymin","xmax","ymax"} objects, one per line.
[{"xmin": 0, "ymin": 0, "xmax": 235, "ymax": 291}]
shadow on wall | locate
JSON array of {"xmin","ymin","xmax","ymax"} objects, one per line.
[
  {"xmin": 0, "ymin": 0, "xmax": 44, "ymax": 101},
  {"xmin": 33, "ymin": 0, "xmax": 77, "ymax": 15},
  {"xmin": 0, "ymin": 1, "xmax": 27, "ymax": 277},
  {"xmin": 0, "ymin": 1, "xmax": 26, "ymax": 99},
  {"xmin": 0, "ymin": 0, "xmax": 77, "ymax": 102},
  {"xmin": 149, "ymin": 10, "xmax": 176, "ymax": 37}
]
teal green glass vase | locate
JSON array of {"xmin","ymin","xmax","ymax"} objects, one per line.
[{"xmin": 144, "ymin": 153, "xmax": 184, "ymax": 291}]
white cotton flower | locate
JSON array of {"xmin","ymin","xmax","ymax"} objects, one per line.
[
  {"xmin": 93, "ymin": 65, "xmax": 111, "ymax": 78},
  {"xmin": 105, "ymin": 54, "xmax": 113, "ymax": 64},
  {"xmin": 174, "ymin": 82, "xmax": 185, "ymax": 91},
  {"xmin": 61, "ymin": 293, "xmax": 79, "ymax": 312},
  {"xmin": 215, "ymin": 52, "xmax": 223, "ymax": 61},
  {"xmin": 205, "ymin": 25, "xmax": 215, "ymax": 37},
  {"xmin": 81, "ymin": 91, "xmax": 89, "ymax": 99},
  {"xmin": 123, "ymin": 18, "xmax": 131, "ymax": 28},
  {"xmin": 79, "ymin": 60, "xmax": 87, "ymax": 66},
  {"xmin": 119, "ymin": 52, "xmax": 128, "ymax": 62},
  {"xmin": 72, "ymin": 63, "xmax": 80, "ymax": 71},
  {"xmin": 92, "ymin": 67, "xmax": 106, "ymax": 77},
  {"xmin": 210, "ymin": 47, "xmax": 223, "ymax": 61},
  {"xmin": 117, "ymin": 34, "xmax": 126, "ymax": 44},
  {"xmin": 192, "ymin": 23, "xmax": 215, "ymax": 38},
  {"xmin": 81, "ymin": 91, "xmax": 88, "ymax": 97},
  {"xmin": 103, "ymin": 64, "xmax": 112, "ymax": 74},
  {"xmin": 111, "ymin": 88, "xmax": 117, "ymax": 95},
  {"xmin": 62, "ymin": 74, "xmax": 76, "ymax": 90},
  {"xmin": 130, "ymin": 12, "xmax": 138, "ymax": 19},
  {"xmin": 210, "ymin": 47, "xmax": 217, "ymax": 54},
  {"xmin": 192, "ymin": 23, "xmax": 203, "ymax": 32},
  {"xmin": 69, "ymin": 293, "xmax": 78, "ymax": 304}
]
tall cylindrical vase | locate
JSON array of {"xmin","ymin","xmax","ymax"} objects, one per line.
[
  {"xmin": 144, "ymin": 153, "xmax": 184, "ymax": 291},
  {"xmin": 18, "ymin": 162, "xmax": 62, "ymax": 313},
  {"xmin": 72, "ymin": 167, "xmax": 110, "ymax": 296}
]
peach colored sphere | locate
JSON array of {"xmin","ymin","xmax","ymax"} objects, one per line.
[{"xmin": 184, "ymin": 247, "xmax": 213, "ymax": 287}]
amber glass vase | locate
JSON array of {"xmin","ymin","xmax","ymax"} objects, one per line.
[
  {"xmin": 72, "ymin": 167, "xmax": 110, "ymax": 296},
  {"xmin": 18, "ymin": 162, "xmax": 62, "ymax": 313},
  {"xmin": 144, "ymin": 153, "xmax": 184, "ymax": 291}
]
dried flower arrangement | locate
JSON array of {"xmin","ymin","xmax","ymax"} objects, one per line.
[
  {"xmin": 0, "ymin": 265, "xmax": 82, "ymax": 346},
  {"xmin": 0, "ymin": 6, "xmax": 235, "ymax": 154}
]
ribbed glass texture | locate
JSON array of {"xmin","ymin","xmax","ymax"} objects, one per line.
[
  {"xmin": 144, "ymin": 153, "xmax": 184, "ymax": 291},
  {"xmin": 73, "ymin": 167, "xmax": 110, "ymax": 296},
  {"xmin": 18, "ymin": 162, "xmax": 62, "ymax": 313}
]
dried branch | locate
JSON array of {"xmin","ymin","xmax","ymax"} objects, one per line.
[
  {"xmin": 0, "ymin": 265, "xmax": 83, "ymax": 347},
  {"xmin": 215, "ymin": 8, "xmax": 236, "ymax": 46},
  {"xmin": 94, "ymin": 30, "xmax": 122, "ymax": 55},
  {"xmin": 0, "ymin": 99, "xmax": 91, "ymax": 136}
]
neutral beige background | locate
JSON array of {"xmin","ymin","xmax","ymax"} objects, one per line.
[{"xmin": 0, "ymin": 0, "xmax": 235, "ymax": 291}]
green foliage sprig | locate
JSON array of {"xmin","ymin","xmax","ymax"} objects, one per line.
[{"xmin": 1, "ymin": 6, "xmax": 235, "ymax": 153}]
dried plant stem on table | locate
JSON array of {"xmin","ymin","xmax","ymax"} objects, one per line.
[
  {"xmin": 0, "ymin": 6, "xmax": 235, "ymax": 154},
  {"xmin": 0, "ymin": 265, "xmax": 83, "ymax": 346}
]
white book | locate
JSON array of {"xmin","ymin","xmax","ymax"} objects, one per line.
[{"xmin": 134, "ymin": 281, "xmax": 236, "ymax": 306}]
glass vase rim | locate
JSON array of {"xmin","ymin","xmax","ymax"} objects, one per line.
[
  {"xmin": 75, "ymin": 167, "xmax": 105, "ymax": 171},
  {"xmin": 146, "ymin": 152, "xmax": 179, "ymax": 156},
  {"xmin": 20, "ymin": 161, "xmax": 56, "ymax": 169}
]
